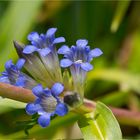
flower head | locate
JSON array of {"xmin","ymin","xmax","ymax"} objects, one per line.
[
  {"xmin": 26, "ymin": 83, "xmax": 68, "ymax": 127},
  {"xmin": 0, "ymin": 59, "xmax": 37, "ymax": 89},
  {"xmin": 23, "ymin": 28, "xmax": 65, "ymax": 57},
  {"xmin": 22, "ymin": 28, "xmax": 65, "ymax": 83},
  {"xmin": 58, "ymin": 39, "xmax": 103, "ymax": 97},
  {"xmin": 58, "ymin": 39, "xmax": 103, "ymax": 71}
]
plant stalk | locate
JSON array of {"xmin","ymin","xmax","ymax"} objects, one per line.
[{"xmin": 0, "ymin": 82, "xmax": 140, "ymax": 127}]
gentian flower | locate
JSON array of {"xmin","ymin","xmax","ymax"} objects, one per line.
[
  {"xmin": 0, "ymin": 59, "xmax": 37, "ymax": 89},
  {"xmin": 58, "ymin": 39, "xmax": 102, "ymax": 71},
  {"xmin": 26, "ymin": 83, "xmax": 68, "ymax": 127},
  {"xmin": 23, "ymin": 28, "xmax": 65, "ymax": 82},
  {"xmin": 23, "ymin": 28, "xmax": 65, "ymax": 56},
  {"xmin": 58, "ymin": 39, "xmax": 103, "ymax": 97}
]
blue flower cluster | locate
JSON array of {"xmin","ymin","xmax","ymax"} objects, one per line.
[{"xmin": 0, "ymin": 27, "xmax": 103, "ymax": 127}]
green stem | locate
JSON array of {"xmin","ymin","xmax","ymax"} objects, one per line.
[{"xmin": 0, "ymin": 82, "xmax": 140, "ymax": 127}]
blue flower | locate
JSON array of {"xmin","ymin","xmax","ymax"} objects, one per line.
[
  {"xmin": 58, "ymin": 39, "xmax": 103, "ymax": 71},
  {"xmin": 0, "ymin": 59, "xmax": 37, "ymax": 89},
  {"xmin": 22, "ymin": 28, "xmax": 65, "ymax": 83},
  {"xmin": 58, "ymin": 39, "xmax": 103, "ymax": 97},
  {"xmin": 23, "ymin": 28, "xmax": 65, "ymax": 57},
  {"xmin": 26, "ymin": 83, "xmax": 68, "ymax": 127}
]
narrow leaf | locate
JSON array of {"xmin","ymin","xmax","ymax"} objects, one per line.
[
  {"xmin": 111, "ymin": 0, "xmax": 130, "ymax": 32},
  {"xmin": 88, "ymin": 68, "xmax": 140, "ymax": 94},
  {"xmin": 0, "ymin": 98, "xmax": 26, "ymax": 114},
  {"xmin": 0, "ymin": 1, "xmax": 42, "ymax": 71}
]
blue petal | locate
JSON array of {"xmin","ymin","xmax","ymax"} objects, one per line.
[
  {"xmin": 23, "ymin": 45, "xmax": 37, "ymax": 54},
  {"xmin": 0, "ymin": 76, "xmax": 10, "ymax": 83},
  {"xmin": 28, "ymin": 32, "xmax": 40, "ymax": 41},
  {"xmin": 60, "ymin": 59, "xmax": 73, "ymax": 68},
  {"xmin": 53, "ymin": 37, "xmax": 65, "ymax": 44},
  {"xmin": 5, "ymin": 60, "xmax": 13, "ymax": 70},
  {"xmin": 32, "ymin": 84, "xmax": 43, "ymax": 97},
  {"xmin": 51, "ymin": 83, "xmax": 64, "ymax": 96},
  {"xmin": 34, "ymin": 98, "xmax": 41, "ymax": 104},
  {"xmin": 46, "ymin": 28, "xmax": 57, "ymax": 37},
  {"xmin": 44, "ymin": 88, "xmax": 52, "ymax": 96},
  {"xmin": 38, "ymin": 48, "xmax": 51, "ymax": 57},
  {"xmin": 85, "ymin": 46, "xmax": 90, "ymax": 53},
  {"xmin": 15, "ymin": 76, "xmax": 25, "ymax": 87},
  {"xmin": 40, "ymin": 33, "xmax": 46, "ymax": 41},
  {"xmin": 1, "ymin": 71, "xmax": 8, "ymax": 76},
  {"xmin": 89, "ymin": 48, "xmax": 103, "ymax": 58},
  {"xmin": 81, "ymin": 62, "xmax": 93, "ymax": 71},
  {"xmin": 16, "ymin": 59, "xmax": 25, "ymax": 70},
  {"xmin": 55, "ymin": 103, "xmax": 68, "ymax": 116},
  {"xmin": 26, "ymin": 103, "xmax": 37, "ymax": 115},
  {"xmin": 58, "ymin": 45, "xmax": 70, "ymax": 54},
  {"xmin": 76, "ymin": 39, "xmax": 88, "ymax": 47},
  {"xmin": 71, "ymin": 45, "xmax": 77, "ymax": 52},
  {"xmin": 38, "ymin": 114, "xmax": 51, "ymax": 127}
]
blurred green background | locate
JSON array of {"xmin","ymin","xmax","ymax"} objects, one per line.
[{"xmin": 0, "ymin": 0, "xmax": 140, "ymax": 139}]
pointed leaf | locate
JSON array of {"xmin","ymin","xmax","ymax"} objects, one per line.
[
  {"xmin": 78, "ymin": 102, "xmax": 122, "ymax": 140},
  {"xmin": 111, "ymin": 1, "xmax": 130, "ymax": 32}
]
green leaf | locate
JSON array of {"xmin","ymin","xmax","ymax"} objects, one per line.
[
  {"xmin": 16, "ymin": 114, "xmax": 38, "ymax": 136},
  {"xmin": 0, "ymin": 1, "xmax": 42, "ymax": 71},
  {"xmin": 88, "ymin": 68, "xmax": 140, "ymax": 94},
  {"xmin": 111, "ymin": 0, "xmax": 130, "ymax": 32},
  {"xmin": 127, "ymin": 30, "xmax": 140, "ymax": 73},
  {"xmin": 0, "ymin": 98, "xmax": 26, "ymax": 108},
  {"xmin": 78, "ymin": 102, "xmax": 122, "ymax": 140},
  {"xmin": 97, "ymin": 91, "xmax": 129, "ymax": 107},
  {"xmin": 0, "ymin": 112, "xmax": 79, "ymax": 139},
  {"xmin": 0, "ymin": 98, "xmax": 26, "ymax": 114}
]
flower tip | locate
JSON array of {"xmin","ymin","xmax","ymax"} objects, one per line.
[
  {"xmin": 94, "ymin": 48, "xmax": 103, "ymax": 56},
  {"xmin": 57, "ymin": 45, "xmax": 70, "ymax": 54},
  {"xmin": 55, "ymin": 103, "xmax": 68, "ymax": 116},
  {"xmin": 16, "ymin": 58, "xmax": 25, "ymax": 70},
  {"xmin": 76, "ymin": 39, "xmax": 88, "ymax": 47},
  {"xmin": 96, "ymin": 48, "xmax": 103, "ymax": 55},
  {"xmin": 25, "ymin": 103, "xmax": 37, "ymax": 115},
  {"xmin": 23, "ymin": 45, "xmax": 37, "ymax": 54},
  {"xmin": 32, "ymin": 84, "xmax": 43, "ymax": 97},
  {"xmin": 5, "ymin": 60, "xmax": 13, "ymax": 70},
  {"xmin": 46, "ymin": 28, "xmax": 57, "ymax": 37},
  {"xmin": 81, "ymin": 62, "xmax": 93, "ymax": 72},
  {"xmin": 51, "ymin": 82, "xmax": 64, "ymax": 96},
  {"xmin": 38, "ymin": 115, "xmax": 50, "ymax": 128},
  {"xmin": 60, "ymin": 59, "xmax": 73, "ymax": 68},
  {"xmin": 89, "ymin": 48, "xmax": 103, "ymax": 58},
  {"xmin": 27, "ymin": 32, "xmax": 39, "ymax": 41},
  {"xmin": 53, "ymin": 37, "xmax": 65, "ymax": 44}
]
